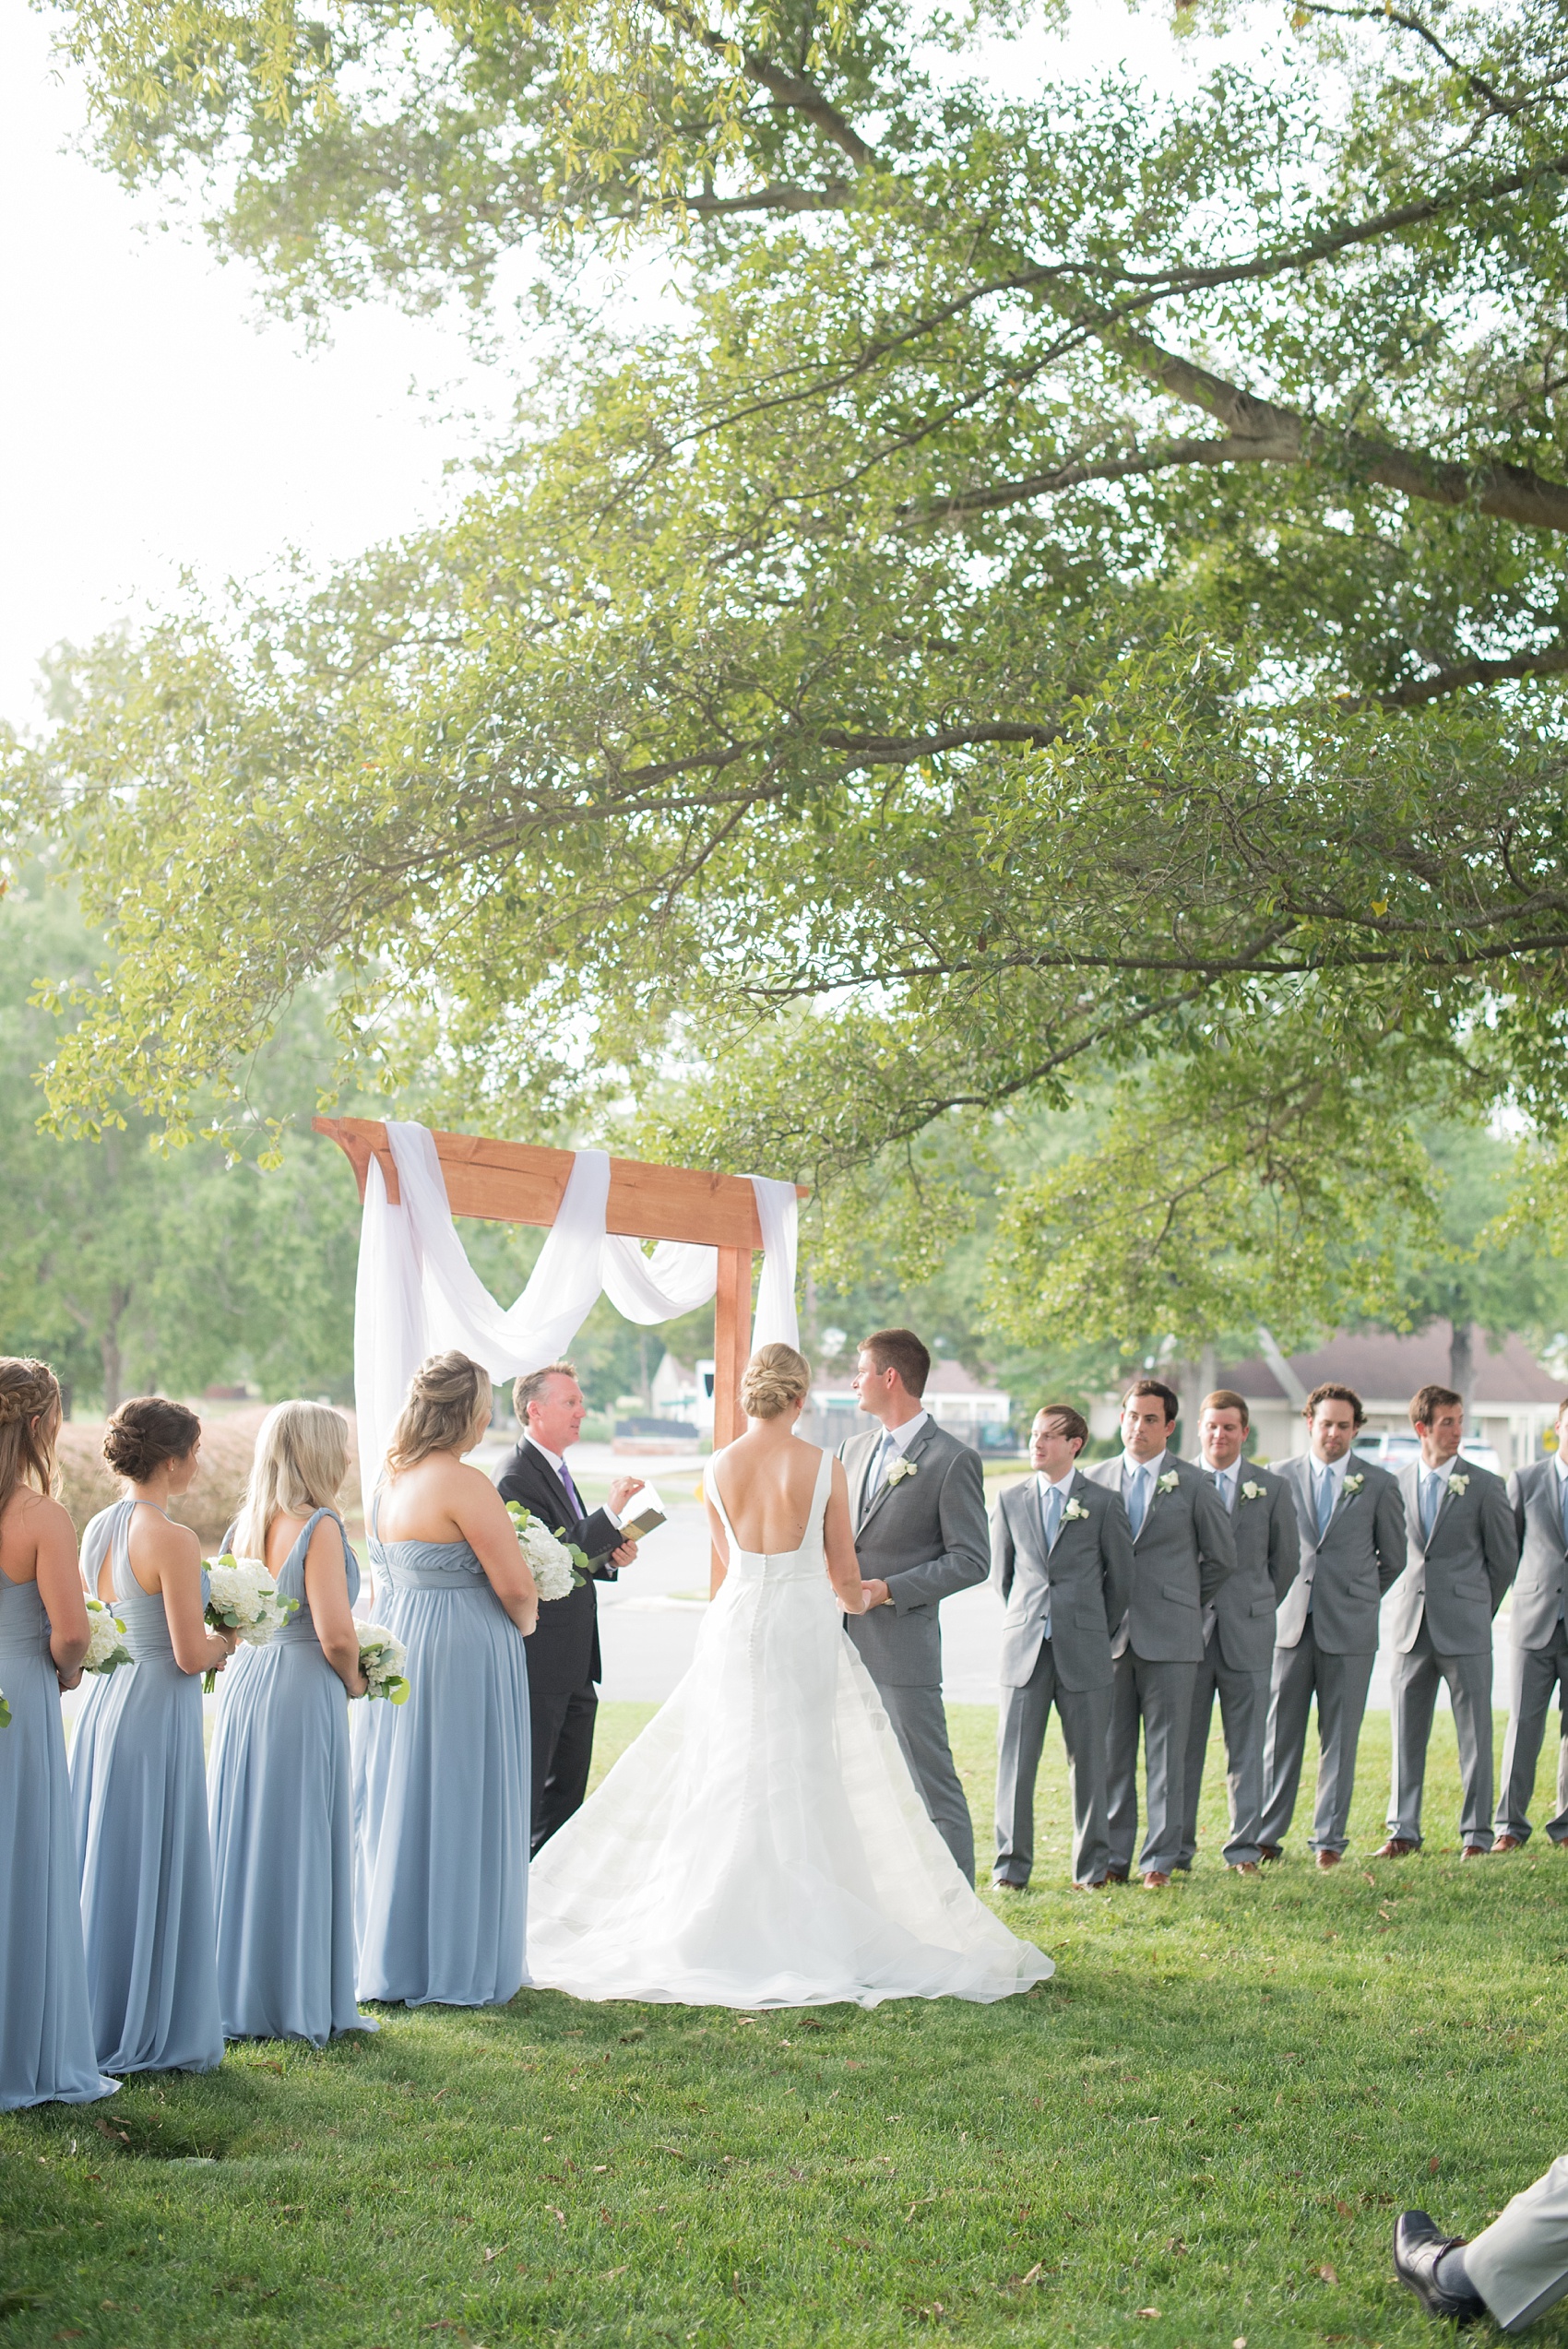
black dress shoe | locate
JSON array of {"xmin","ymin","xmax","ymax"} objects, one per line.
[{"xmin": 1394, "ymin": 2211, "xmax": 1485, "ymax": 2323}]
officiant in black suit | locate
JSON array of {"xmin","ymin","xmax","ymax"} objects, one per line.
[{"xmin": 494, "ymin": 1362, "xmax": 646, "ymax": 1852}]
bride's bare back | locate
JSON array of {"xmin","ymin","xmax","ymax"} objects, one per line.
[{"xmin": 705, "ymin": 1415, "xmax": 866, "ymax": 1610}]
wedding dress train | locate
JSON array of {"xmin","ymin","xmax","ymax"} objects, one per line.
[{"xmin": 527, "ymin": 1446, "xmax": 1052, "ymax": 2009}]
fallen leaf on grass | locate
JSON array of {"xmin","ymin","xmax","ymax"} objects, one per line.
[
  {"xmin": 548, "ymin": 2208, "xmax": 566, "ymax": 2227},
  {"xmin": 1336, "ymin": 2199, "xmax": 1355, "ymax": 2217},
  {"xmin": 599, "ymin": 2266, "xmax": 629, "ymax": 2281},
  {"xmin": 1319, "ymin": 2262, "xmax": 1339, "ymax": 2284},
  {"xmin": 93, "ymin": 2118, "xmax": 130, "ymax": 2144},
  {"xmin": 1430, "ymin": 2155, "xmax": 1442, "ymax": 2174},
  {"xmin": 1019, "ymin": 2263, "xmax": 1044, "ymax": 2286},
  {"xmin": 1134, "ymin": 2307, "xmax": 1161, "ymax": 2319}
]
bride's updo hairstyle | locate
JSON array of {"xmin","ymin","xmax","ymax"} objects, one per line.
[
  {"xmin": 386, "ymin": 1352, "xmax": 493, "ymax": 1474},
  {"xmin": 103, "ymin": 1395, "xmax": 202, "ymax": 1484},
  {"xmin": 0, "ymin": 1357, "xmax": 63, "ymax": 1520},
  {"xmin": 741, "ymin": 1343, "xmax": 811, "ymax": 1422}
]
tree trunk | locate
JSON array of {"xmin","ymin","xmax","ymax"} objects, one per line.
[
  {"xmin": 1448, "ymin": 1319, "xmax": 1477, "ymax": 1433},
  {"xmin": 1176, "ymin": 1344, "xmax": 1217, "ymax": 1456}
]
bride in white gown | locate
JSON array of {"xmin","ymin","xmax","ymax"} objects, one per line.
[{"xmin": 527, "ymin": 1344, "xmax": 1052, "ymax": 2009}]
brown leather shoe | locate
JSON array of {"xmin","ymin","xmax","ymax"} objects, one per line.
[
  {"xmin": 1257, "ymin": 1842, "xmax": 1284, "ymax": 1864},
  {"xmin": 1142, "ymin": 1869, "xmax": 1171, "ymax": 1891},
  {"xmin": 1375, "ymin": 1838, "xmax": 1419, "ymax": 1857},
  {"xmin": 1104, "ymin": 1866, "xmax": 1130, "ymax": 1883},
  {"xmin": 1461, "ymin": 1844, "xmax": 1490, "ymax": 1860},
  {"xmin": 1228, "ymin": 1860, "xmax": 1260, "ymax": 1875},
  {"xmin": 1070, "ymin": 1877, "xmax": 1111, "ymax": 1892},
  {"xmin": 1315, "ymin": 1848, "xmax": 1342, "ymax": 1869},
  {"xmin": 1492, "ymin": 1834, "xmax": 1523, "ymax": 1852}
]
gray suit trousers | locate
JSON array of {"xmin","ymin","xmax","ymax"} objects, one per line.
[
  {"xmin": 1496, "ymin": 1619, "xmax": 1568, "ymax": 1845},
  {"xmin": 877, "ymin": 1683, "xmax": 976, "ymax": 1884},
  {"xmin": 1177, "ymin": 1626, "xmax": 1269, "ymax": 1869},
  {"xmin": 1386, "ymin": 1623, "xmax": 1495, "ymax": 1848},
  {"xmin": 993, "ymin": 1642, "xmax": 1111, "ymax": 1888},
  {"xmin": 1260, "ymin": 1622, "xmax": 1376, "ymax": 1856},
  {"xmin": 1106, "ymin": 1651, "xmax": 1196, "ymax": 1877},
  {"xmin": 1467, "ymin": 2154, "xmax": 1568, "ymax": 2331}
]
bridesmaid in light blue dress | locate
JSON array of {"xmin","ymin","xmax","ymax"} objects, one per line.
[
  {"xmin": 353, "ymin": 1352, "xmax": 538, "ymax": 2008},
  {"xmin": 208, "ymin": 1401, "xmax": 374, "ymax": 2044},
  {"xmin": 0, "ymin": 1357, "xmax": 117, "ymax": 2112},
  {"xmin": 72, "ymin": 1396, "xmax": 232, "ymax": 2076}
]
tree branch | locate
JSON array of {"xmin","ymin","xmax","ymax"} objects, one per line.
[
  {"xmin": 661, "ymin": 6, "xmax": 880, "ymax": 171},
  {"xmin": 1354, "ymin": 642, "xmax": 1568, "ymax": 710},
  {"xmin": 685, "ymin": 179, "xmax": 853, "ymax": 217}
]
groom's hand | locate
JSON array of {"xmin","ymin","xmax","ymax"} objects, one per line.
[{"xmin": 860, "ymin": 1577, "xmax": 892, "ymax": 1608}]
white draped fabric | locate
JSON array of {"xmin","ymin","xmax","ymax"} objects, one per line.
[{"xmin": 353, "ymin": 1121, "xmax": 800, "ymax": 1523}]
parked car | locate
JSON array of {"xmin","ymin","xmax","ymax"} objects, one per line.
[{"xmin": 1352, "ymin": 1430, "xmax": 1503, "ymax": 1477}]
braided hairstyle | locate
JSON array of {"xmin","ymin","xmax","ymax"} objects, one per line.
[{"xmin": 0, "ymin": 1358, "xmax": 64, "ymax": 1522}]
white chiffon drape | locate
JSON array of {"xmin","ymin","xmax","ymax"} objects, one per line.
[
  {"xmin": 354, "ymin": 1123, "xmax": 799, "ymax": 1524},
  {"xmin": 526, "ymin": 1447, "xmax": 1053, "ymax": 2010}
]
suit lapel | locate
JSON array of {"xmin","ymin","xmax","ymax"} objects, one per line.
[
  {"xmin": 859, "ymin": 1418, "xmax": 936, "ymax": 1531},
  {"xmin": 1399, "ymin": 1459, "xmax": 1427, "ymax": 1557}
]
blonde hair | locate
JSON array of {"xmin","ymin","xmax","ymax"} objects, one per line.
[
  {"xmin": 741, "ymin": 1342, "xmax": 811, "ymax": 1422},
  {"xmin": 386, "ymin": 1352, "xmax": 492, "ymax": 1476},
  {"xmin": 233, "ymin": 1401, "xmax": 350, "ymax": 1561},
  {"xmin": 0, "ymin": 1358, "xmax": 62, "ymax": 1521}
]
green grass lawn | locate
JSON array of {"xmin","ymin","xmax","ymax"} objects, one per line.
[{"xmin": 6, "ymin": 1705, "xmax": 1568, "ymax": 2347}]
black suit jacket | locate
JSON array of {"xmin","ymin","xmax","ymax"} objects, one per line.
[{"xmin": 493, "ymin": 1441, "xmax": 622, "ymax": 1698}]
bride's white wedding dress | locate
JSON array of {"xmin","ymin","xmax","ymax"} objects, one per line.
[{"xmin": 527, "ymin": 1444, "xmax": 1052, "ymax": 2009}]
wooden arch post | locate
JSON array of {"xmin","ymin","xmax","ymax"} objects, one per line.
[{"xmin": 314, "ymin": 1118, "xmax": 807, "ymax": 1593}]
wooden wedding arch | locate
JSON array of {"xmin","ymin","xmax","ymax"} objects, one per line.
[{"xmin": 315, "ymin": 1117, "xmax": 808, "ymax": 1587}]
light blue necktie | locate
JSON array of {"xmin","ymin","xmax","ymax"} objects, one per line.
[
  {"xmin": 1315, "ymin": 1469, "xmax": 1335, "ymax": 1539},
  {"xmin": 1421, "ymin": 1469, "xmax": 1442, "ymax": 1542},
  {"xmin": 1214, "ymin": 1467, "xmax": 1234, "ymax": 1514},
  {"xmin": 866, "ymin": 1432, "xmax": 896, "ymax": 1501},
  {"xmin": 1126, "ymin": 1464, "xmax": 1150, "ymax": 1537},
  {"xmin": 1041, "ymin": 1484, "xmax": 1063, "ymax": 1551}
]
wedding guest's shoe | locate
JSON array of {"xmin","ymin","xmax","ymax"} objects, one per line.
[
  {"xmin": 1315, "ymin": 1849, "xmax": 1341, "ymax": 1870},
  {"xmin": 1375, "ymin": 1838, "xmax": 1419, "ymax": 1857},
  {"xmin": 1069, "ymin": 1878, "xmax": 1110, "ymax": 1892},
  {"xmin": 1257, "ymin": 1842, "xmax": 1284, "ymax": 1864},
  {"xmin": 1228, "ymin": 1860, "xmax": 1259, "ymax": 1875},
  {"xmin": 1461, "ymin": 1844, "xmax": 1491, "ymax": 1859},
  {"xmin": 1142, "ymin": 1870, "xmax": 1171, "ymax": 1891},
  {"xmin": 1393, "ymin": 2211, "xmax": 1484, "ymax": 2323},
  {"xmin": 1104, "ymin": 1866, "xmax": 1130, "ymax": 1883},
  {"xmin": 1492, "ymin": 1834, "xmax": 1523, "ymax": 1852}
]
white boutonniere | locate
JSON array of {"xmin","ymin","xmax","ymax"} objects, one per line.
[
  {"xmin": 1448, "ymin": 1472, "xmax": 1469, "ymax": 1496},
  {"xmin": 1063, "ymin": 1497, "xmax": 1089, "ymax": 1524},
  {"xmin": 885, "ymin": 1456, "xmax": 917, "ymax": 1487},
  {"xmin": 1157, "ymin": 1469, "xmax": 1180, "ymax": 1494},
  {"xmin": 1241, "ymin": 1480, "xmax": 1265, "ymax": 1502},
  {"xmin": 1343, "ymin": 1472, "xmax": 1364, "ymax": 1496}
]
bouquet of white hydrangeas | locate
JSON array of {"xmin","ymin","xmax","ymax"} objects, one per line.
[
  {"xmin": 82, "ymin": 1596, "xmax": 135, "ymax": 1676},
  {"xmin": 356, "ymin": 1624, "xmax": 410, "ymax": 1703},
  {"xmin": 202, "ymin": 1552, "xmax": 296, "ymax": 1691},
  {"xmin": 505, "ymin": 1502, "xmax": 586, "ymax": 1603}
]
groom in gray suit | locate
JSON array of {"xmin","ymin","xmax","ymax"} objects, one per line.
[
  {"xmin": 1085, "ymin": 1379, "xmax": 1236, "ymax": 1888},
  {"xmin": 840, "ymin": 1328, "xmax": 990, "ymax": 1880},
  {"xmin": 1495, "ymin": 1398, "xmax": 1568, "ymax": 1850},
  {"xmin": 1177, "ymin": 1388, "xmax": 1301, "ymax": 1874},
  {"xmin": 990, "ymin": 1404, "xmax": 1134, "ymax": 1890},
  {"xmin": 1380, "ymin": 1382, "xmax": 1517, "ymax": 1858},
  {"xmin": 1260, "ymin": 1382, "xmax": 1405, "ymax": 1867}
]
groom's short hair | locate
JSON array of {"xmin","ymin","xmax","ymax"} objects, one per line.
[
  {"xmin": 861, "ymin": 1327, "xmax": 931, "ymax": 1397},
  {"xmin": 513, "ymin": 1361, "xmax": 579, "ymax": 1421}
]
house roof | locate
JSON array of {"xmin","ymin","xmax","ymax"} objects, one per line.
[
  {"xmin": 1219, "ymin": 1323, "xmax": 1562, "ymax": 1408},
  {"xmin": 924, "ymin": 1358, "xmax": 1007, "ymax": 1400}
]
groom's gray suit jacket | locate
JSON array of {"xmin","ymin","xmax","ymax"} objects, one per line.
[
  {"xmin": 1384, "ymin": 1455, "xmax": 1516, "ymax": 1656},
  {"xmin": 839, "ymin": 1418, "xmax": 990, "ymax": 1687},
  {"xmin": 990, "ymin": 1470, "xmax": 1133, "ymax": 1692},
  {"xmin": 1082, "ymin": 1453, "xmax": 1235, "ymax": 1662}
]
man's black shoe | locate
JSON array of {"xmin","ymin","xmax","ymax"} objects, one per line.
[{"xmin": 1394, "ymin": 2211, "xmax": 1485, "ymax": 2323}]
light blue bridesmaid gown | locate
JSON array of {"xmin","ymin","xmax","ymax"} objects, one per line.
[
  {"xmin": 0, "ymin": 1570, "xmax": 118, "ymax": 2109},
  {"xmin": 208, "ymin": 1508, "xmax": 372, "ymax": 2044},
  {"xmin": 352, "ymin": 1494, "xmax": 531, "ymax": 2006},
  {"xmin": 71, "ymin": 1500, "xmax": 223, "ymax": 2074}
]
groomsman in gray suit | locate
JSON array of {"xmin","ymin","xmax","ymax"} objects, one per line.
[
  {"xmin": 1177, "ymin": 1388, "xmax": 1301, "ymax": 1875},
  {"xmin": 840, "ymin": 1328, "xmax": 990, "ymax": 1881},
  {"xmin": 1380, "ymin": 1382, "xmax": 1518, "ymax": 1857},
  {"xmin": 1495, "ymin": 1399, "xmax": 1568, "ymax": 1850},
  {"xmin": 1261, "ymin": 1382, "xmax": 1405, "ymax": 1866},
  {"xmin": 990, "ymin": 1404, "xmax": 1134, "ymax": 1890},
  {"xmin": 1084, "ymin": 1379, "xmax": 1235, "ymax": 1888}
]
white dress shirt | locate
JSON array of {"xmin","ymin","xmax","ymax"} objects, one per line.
[{"xmin": 865, "ymin": 1409, "xmax": 930, "ymax": 1498}]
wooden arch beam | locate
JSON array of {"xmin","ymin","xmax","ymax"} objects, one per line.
[{"xmin": 314, "ymin": 1117, "xmax": 808, "ymax": 1589}]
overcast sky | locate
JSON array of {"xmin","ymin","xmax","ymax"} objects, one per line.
[{"xmin": 0, "ymin": 1, "xmax": 1181, "ymax": 732}]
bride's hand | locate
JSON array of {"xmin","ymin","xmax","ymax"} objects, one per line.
[{"xmin": 859, "ymin": 1577, "xmax": 890, "ymax": 1611}]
